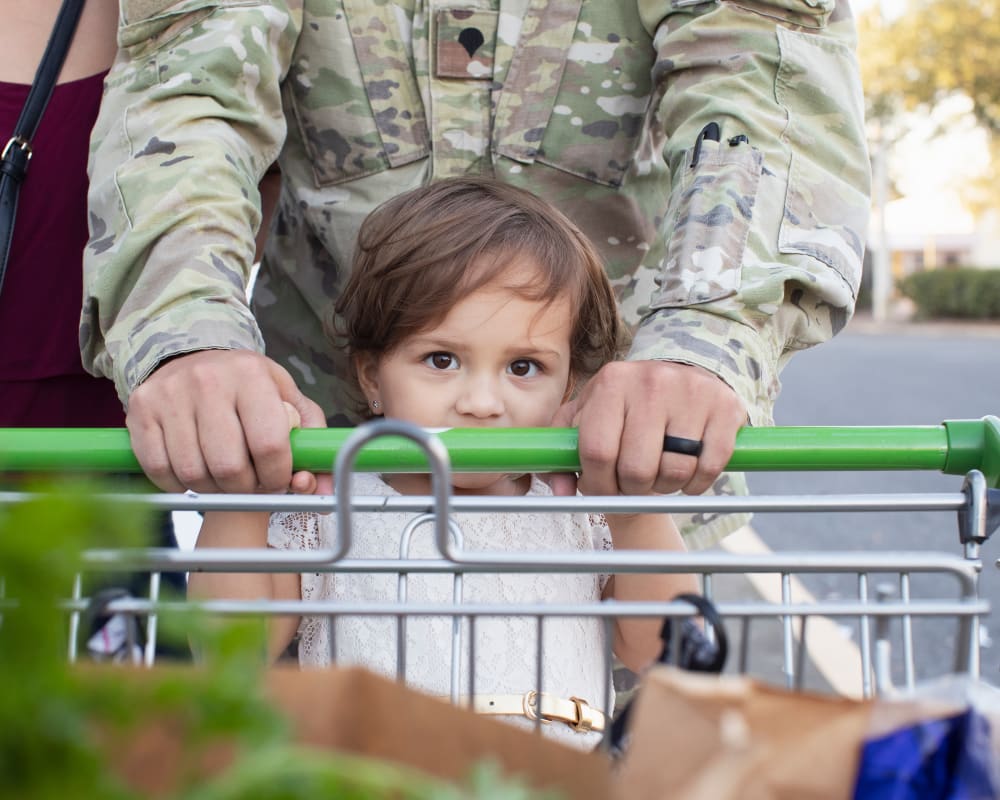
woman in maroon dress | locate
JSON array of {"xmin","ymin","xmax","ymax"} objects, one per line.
[
  {"xmin": 0, "ymin": 0, "xmax": 121, "ymax": 426},
  {"xmin": 0, "ymin": 0, "xmax": 186, "ymax": 658}
]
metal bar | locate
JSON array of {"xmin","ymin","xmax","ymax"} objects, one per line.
[
  {"xmin": 535, "ymin": 617, "xmax": 543, "ymax": 734},
  {"xmin": 61, "ymin": 597, "xmax": 988, "ymax": 619},
  {"xmin": 859, "ymin": 573, "xmax": 873, "ymax": 698},
  {"xmin": 467, "ymin": 616, "xmax": 476, "ymax": 712},
  {"xmin": 702, "ymin": 573, "xmax": 716, "ymax": 647},
  {"xmin": 450, "ymin": 582, "xmax": 463, "ymax": 703},
  {"xmin": 395, "ymin": 610, "xmax": 406, "ymax": 684},
  {"xmin": 602, "ymin": 617, "xmax": 614, "ymax": 749},
  {"xmin": 874, "ymin": 585, "xmax": 895, "ymax": 695},
  {"xmin": 144, "ymin": 572, "xmax": 160, "ymax": 668},
  {"xmin": 335, "ymin": 421, "xmax": 451, "ymax": 569},
  {"xmin": 76, "ymin": 548, "xmax": 984, "ymax": 584},
  {"xmin": 0, "ymin": 423, "xmax": 987, "ymax": 475},
  {"xmin": 794, "ymin": 616, "xmax": 809, "ymax": 692},
  {"xmin": 0, "ymin": 489, "xmax": 973, "ymax": 516},
  {"xmin": 67, "ymin": 573, "xmax": 82, "ymax": 664},
  {"xmin": 954, "ymin": 571, "xmax": 980, "ymax": 679},
  {"xmin": 396, "ymin": 515, "xmax": 437, "ymax": 682},
  {"xmin": 781, "ymin": 573, "xmax": 795, "ymax": 689},
  {"xmin": 900, "ymin": 572, "xmax": 915, "ymax": 690},
  {"xmin": 738, "ymin": 618, "xmax": 751, "ymax": 674}
]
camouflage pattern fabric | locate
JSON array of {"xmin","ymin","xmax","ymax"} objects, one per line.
[{"xmin": 83, "ymin": 0, "xmax": 871, "ymax": 548}]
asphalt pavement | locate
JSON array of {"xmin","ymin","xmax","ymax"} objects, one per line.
[{"xmin": 738, "ymin": 311, "xmax": 1000, "ymax": 695}]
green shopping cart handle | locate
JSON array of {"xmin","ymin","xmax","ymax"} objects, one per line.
[{"xmin": 1, "ymin": 417, "xmax": 998, "ymax": 486}]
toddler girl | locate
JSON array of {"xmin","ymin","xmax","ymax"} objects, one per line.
[{"xmin": 190, "ymin": 178, "xmax": 698, "ymax": 747}]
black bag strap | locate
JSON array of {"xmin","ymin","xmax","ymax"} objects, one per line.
[
  {"xmin": 607, "ymin": 593, "xmax": 729, "ymax": 756},
  {"xmin": 0, "ymin": 0, "xmax": 87, "ymax": 295}
]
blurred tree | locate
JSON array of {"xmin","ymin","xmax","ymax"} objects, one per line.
[
  {"xmin": 858, "ymin": 0, "xmax": 1000, "ymax": 212},
  {"xmin": 857, "ymin": 5, "xmax": 905, "ymax": 130},
  {"xmin": 861, "ymin": 0, "xmax": 1000, "ymax": 133}
]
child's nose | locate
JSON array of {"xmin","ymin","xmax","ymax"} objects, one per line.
[{"xmin": 455, "ymin": 373, "xmax": 505, "ymax": 418}]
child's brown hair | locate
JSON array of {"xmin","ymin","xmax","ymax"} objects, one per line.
[{"xmin": 333, "ymin": 178, "xmax": 626, "ymax": 412}]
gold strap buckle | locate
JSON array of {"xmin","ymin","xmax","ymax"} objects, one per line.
[
  {"xmin": 522, "ymin": 691, "xmax": 604, "ymax": 733},
  {"xmin": 569, "ymin": 696, "xmax": 600, "ymax": 733},
  {"xmin": 522, "ymin": 690, "xmax": 551, "ymax": 725}
]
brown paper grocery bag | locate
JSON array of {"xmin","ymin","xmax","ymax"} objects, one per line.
[
  {"xmin": 615, "ymin": 667, "xmax": 876, "ymax": 800},
  {"xmin": 98, "ymin": 665, "xmax": 613, "ymax": 798}
]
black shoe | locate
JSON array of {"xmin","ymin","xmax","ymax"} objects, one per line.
[
  {"xmin": 83, "ymin": 587, "xmax": 143, "ymax": 663},
  {"xmin": 82, "ymin": 585, "xmax": 191, "ymax": 663}
]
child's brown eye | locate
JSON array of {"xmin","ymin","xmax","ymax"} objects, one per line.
[
  {"xmin": 508, "ymin": 359, "xmax": 538, "ymax": 377},
  {"xmin": 424, "ymin": 352, "xmax": 458, "ymax": 370}
]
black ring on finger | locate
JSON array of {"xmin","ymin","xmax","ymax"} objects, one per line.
[{"xmin": 663, "ymin": 435, "xmax": 704, "ymax": 458}]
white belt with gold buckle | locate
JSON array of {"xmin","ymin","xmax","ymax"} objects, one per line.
[{"xmin": 469, "ymin": 691, "xmax": 605, "ymax": 733}]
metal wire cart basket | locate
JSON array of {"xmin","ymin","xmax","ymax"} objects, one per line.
[{"xmin": 2, "ymin": 417, "xmax": 999, "ymax": 748}]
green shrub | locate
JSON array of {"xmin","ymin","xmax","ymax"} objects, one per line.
[
  {"xmin": 897, "ymin": 267, "xmax": 1000, "ymax": 320},
  {"xmin": 0, "ymin": 484, "xmax": 556, "ymax": 800}
]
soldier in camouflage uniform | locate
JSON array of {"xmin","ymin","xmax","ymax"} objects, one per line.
[{"xmin": 82, "ymin": 0, "xmax": 870, "ymax": 549}]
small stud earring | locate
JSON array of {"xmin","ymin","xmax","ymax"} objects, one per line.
[{"xmin": 371, "ymin": 400, "xmax": 380, "ymax": 411}]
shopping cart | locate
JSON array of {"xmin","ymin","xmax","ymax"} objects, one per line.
[{"xmin": 1, "ymin": 418, "xmax": 998, "ymax": 745}]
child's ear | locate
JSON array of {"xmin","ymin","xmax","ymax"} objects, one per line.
[{"xmin": 354, "ymin": 352, "xmax": 381, "ymax": 404}]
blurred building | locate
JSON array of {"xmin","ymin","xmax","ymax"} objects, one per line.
[{"xmin": 867, "ymin": 190, "xmax": 1000, "ymax": 280}]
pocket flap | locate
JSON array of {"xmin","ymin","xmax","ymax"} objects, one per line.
[
  {"xmin": 493, "ymin": 0, "xmax": 583, "ymax": 164},
  {"xmin": 120, "ymin": 0, "xmax": 256, "ymax": 48},
  {"xmin": 727, "ymin": 0, "xmax": 835, "ymax": 29}
]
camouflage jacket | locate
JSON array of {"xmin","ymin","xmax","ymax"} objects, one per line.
[{"xmin": 83, "ymin": 0, "xmax": 870, "ymax": 546}]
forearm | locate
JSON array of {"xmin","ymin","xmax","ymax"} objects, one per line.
[
  {"xmin": 189, "ymin": 511, "xmax": 273, "ymax": 601},
  {"xmin": 189, "ymin": 510, "xmax": 299, "ymax": 660},
  {"xmin": 634, "ymin": 0, "xmax": 871, "ymax": 426},
  {"xmin": 82, "ymin": 1, "xmax": 300, "ymax": 403},
  {"xmin": 605, "ymin": 513, "xmax": 698, "ymax": 672}
]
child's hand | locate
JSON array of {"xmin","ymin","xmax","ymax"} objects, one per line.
[
  {"xmin": 290, "ymin": 471, "xmax": 318, "ymax": 495},
  {"xmin": 283, "ymin": 401, "xmax": 322, "ymax": 496},
  {"xmin": 283, "ymin": 401, "xmax": 302, "ymax": 430}
]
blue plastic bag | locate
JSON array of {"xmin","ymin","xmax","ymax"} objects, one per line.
[{"xmin": 853, "ymin": 708, "xmax": 997, "ymax": 799}]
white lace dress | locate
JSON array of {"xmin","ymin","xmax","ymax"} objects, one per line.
[{"xmin": 268, "ymin": 472, "xmax": 614, "ymax": 748}]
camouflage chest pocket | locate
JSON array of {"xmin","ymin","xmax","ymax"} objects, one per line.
[
  {"xmin": 494, "ymin": 3, "xmax": 654, "ymax": 189},
  {"xmin": 284, "ymin": 1, "xmax": 429, "ymax": 187},
  {"xmin": 651, "ymin": 135, "xmax": 763, "ymax": 307}
]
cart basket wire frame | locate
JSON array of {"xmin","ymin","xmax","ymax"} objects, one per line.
[{"xmin": 2, "ymin": 418, "xmax": 999, "ymax": 746}]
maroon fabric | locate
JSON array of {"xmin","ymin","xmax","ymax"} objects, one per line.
[{"xmin": 0, "ymin": 71, "xmax": 124, "ymax": 427}]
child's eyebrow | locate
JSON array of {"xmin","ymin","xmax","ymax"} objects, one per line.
[
  {"xmin": 407, "ymin": 335, "xmax": 565, "ymax": 361},
  {"xmin": 405, "ymin": 333, "xmax": 459, "ymax": 350},
  {"xmin": 511, "ymin": 346, "xmax": 564, "ymax": 359}
]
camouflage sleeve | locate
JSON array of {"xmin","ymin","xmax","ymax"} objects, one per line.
[
  {"xmin": 631, "ymin": 0, "xmax": 871, "ymax": 427},
  {"xmin": 81, "ymin": 0, "xmax": 301, "ymax": 403}
]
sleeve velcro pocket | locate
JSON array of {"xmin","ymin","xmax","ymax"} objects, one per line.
[{"xmin": 652, "ymin": 139, "xmax": 762, "ymax": 307}]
